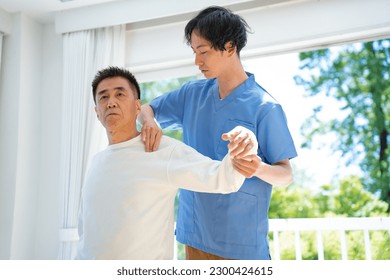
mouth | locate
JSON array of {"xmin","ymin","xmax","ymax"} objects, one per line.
[{"xmin": 106, "ymin": 112, "xmax": 119, "ymax": 117}]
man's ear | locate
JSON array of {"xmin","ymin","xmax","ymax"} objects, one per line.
[
  {"xmin": 135, "ymin": 99, "xmax": 141, "ymax": 115},
  {"xmin": 224, "ymin": 41, "xmax": 236, "ymax": 56},
  {"xmin": 95, "ymin": 107, "xmax": 99, "ymax": 119}
]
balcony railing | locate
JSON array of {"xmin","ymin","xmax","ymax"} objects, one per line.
[{"xmin": 270, "ymin": 217, "xmax": 390, "ymax": 260}]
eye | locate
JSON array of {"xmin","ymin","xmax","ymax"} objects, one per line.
[
  {"xmin": 192, "ymin": 49, "xmax": 207, "ymax": 55},
  {"xmin": 99, "ymin": 95, "xmax": 108, "ymax": 100}
]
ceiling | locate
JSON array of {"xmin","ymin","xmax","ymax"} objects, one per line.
[{"xmin": 0, "ymin": 0, "xmax": 123, "ymax": 23}]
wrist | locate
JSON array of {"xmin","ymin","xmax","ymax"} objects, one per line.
[{"xmin": 255, "ymin": 160, "xmax": 266, "ymax": 178}]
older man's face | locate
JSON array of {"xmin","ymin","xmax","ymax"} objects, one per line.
[{"xmin": 95, "ymin": 77, "xmax": 140, "ymax": 132}]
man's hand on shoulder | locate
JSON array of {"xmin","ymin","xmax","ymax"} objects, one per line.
[
  {"xmin": 141, "ymin": 120, "xmax": 162, "ymax": 152},
  {"xmin": 139, "ymin": 104, "xmax": 163, "ymax": 152}
]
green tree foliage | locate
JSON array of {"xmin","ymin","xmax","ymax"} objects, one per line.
[
  {"xmin": 294, "ymin": 40, "xmax": 390, "ymax": 205},
  {"xmin": 318, "ymin": 176, "xmax": 389, "ymax": 216},
  {"xmin": 269, "ymin": 184, "xmax": 318, "ymax": 218},
  {"xmin": 270, "ymin": 176, "xmax": 388, "ymax": 218},
  {"xmin": 269, "ymin": 176, "xmax": 390, "ymax": 259}
]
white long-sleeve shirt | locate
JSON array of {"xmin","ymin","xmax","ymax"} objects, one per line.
[{"xmin": 76, "ymin": 134, "xmax": 256, "ymax": 260}]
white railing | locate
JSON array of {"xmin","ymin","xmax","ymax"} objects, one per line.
[
  {"xmin": 174, "ymin": 217, "xmax": 390, "ymax": 260},
  {"xmin": 269, "ymin": 217, "xmax": 390, "ymax": 260}
]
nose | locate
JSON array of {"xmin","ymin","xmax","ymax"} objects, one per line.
[
  {"xmin": 107, "ymin": 98, "xmax": 117, "ymax": 109},
  {"xmin": 194, "ymin": 53, "xmax": 202, "ymax": 66}
]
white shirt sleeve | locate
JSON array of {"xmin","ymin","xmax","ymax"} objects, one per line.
[{"xmin": 167, "ymin": 128, "xmax": 258, "ymax": 193}]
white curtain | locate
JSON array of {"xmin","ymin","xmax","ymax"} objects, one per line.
[
  {"xmin": 58, "ymin": 25, "xmax": 126, "ymax": 259},
  {"xmin": 0, "ymin": 32, "xmax": 3, "ymax": 75}
]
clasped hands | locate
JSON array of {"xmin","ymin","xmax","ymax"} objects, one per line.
[{"xmin": 221, "ymin": 126, "xmax": 261, "ymax": 178}]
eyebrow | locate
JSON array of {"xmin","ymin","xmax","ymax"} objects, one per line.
[
  {"xmin": 97, "ymin": 86, "xmax": 126, "ymax": 96},
  {"xmin": 191, "ymin": 44, "xmax": 209, "ymax": 50}
]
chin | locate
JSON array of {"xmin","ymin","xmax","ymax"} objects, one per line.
[{"xmin": 202, "ymin": 72, "xmax": 215, "ymax": 79}]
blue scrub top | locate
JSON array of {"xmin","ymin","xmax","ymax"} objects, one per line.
[{"xmin": 150, "ymin": 73, "xmax": 297, "ymax": 259}]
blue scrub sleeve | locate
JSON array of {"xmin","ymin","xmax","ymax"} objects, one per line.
[
  {"xmin": 149, "ymin": 85, "xmax": 188, "ymax": 130},
  {"xmin": 258, "ymin": 104, "xmax": 297, "ymax": 164}
]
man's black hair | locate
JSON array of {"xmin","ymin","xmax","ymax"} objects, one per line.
[
  {"xmin": 184, "ymin": 6, "xmax": 251, "ymax": 55},
  {"xmin": 91, "ymin": 66, "xmax": 141, "ymax": 104}
]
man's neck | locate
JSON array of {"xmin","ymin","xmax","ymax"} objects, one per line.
[
  {"xmin": 217, "ymin": 64, "xmax": 248, "ymax": 100},
  {"xmin": 107, "ymin": 129, "xmax": 140, "ymax": 145}
]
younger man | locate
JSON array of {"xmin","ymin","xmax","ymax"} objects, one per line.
[{"xmin": 140, "ymin": 6, "xmax": 297, "ymax": 259}]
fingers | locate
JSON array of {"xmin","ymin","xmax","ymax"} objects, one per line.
[
  {"xmin": 152, "ymin": 130, "xmax": 162, "ymax": 151},
  {"xmin": 221, "ymin": 126, "xmax": 242, "ymax": 141},
  {"xmin": 231, "ymin": 159, "xmax": 253, "ymax": 178},
  {"xmin": 221, "ymin": 131, "xmax": 238, "ymax": 142},
  {"xmin": 231, "ymin": 155, "xmax": 260, "ymax": 178},
  {"xmin": 228, "ymin": 132, "xmax": 255, "ymax": 158},
  {"xmin": 229, "ymin": 134, "xmax": 254, "ymax": 158},
  {"xmin": 222, "ymin": 126, "xmax": 257, "ymax": 159},
  {"xmin": 141, "ymin": 125, "xmax": 162, "ymax": 152}
]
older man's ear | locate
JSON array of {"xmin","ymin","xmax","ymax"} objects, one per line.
[{"xmin": 135, "ymin": 99, "xmax": 141, "ymax": 115}]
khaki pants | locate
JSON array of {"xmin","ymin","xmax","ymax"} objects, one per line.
[{"xmin": 185, "ymin": 245, "xmax": 233, "ymax": 260}]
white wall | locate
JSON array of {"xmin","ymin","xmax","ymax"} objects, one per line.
[
  {"xmin": 10, "ymin": 13, "xmax": 42, "ymax": 260},
  {"xmin": 34, "ymin": 23, "xmax": 63, "ymax": 259},
  {"xmin": 0, "ymin": 8, "xmax": 12, "ymax": 34},
  {"xmin": 0, "ymin": 11, "xmax": 62, "ymax": 259},
  {"xmin": 0, "ymin": 12, "xmax": 20, "ymax": 259}
]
